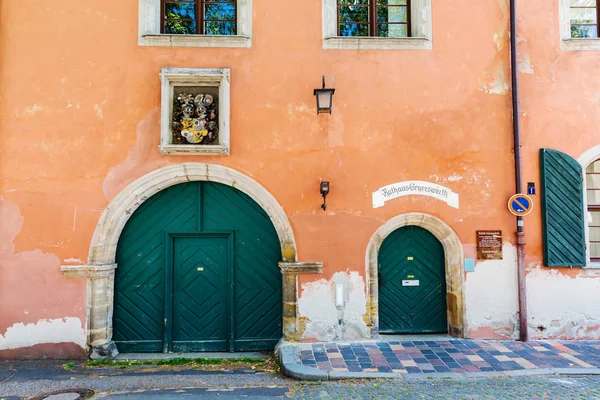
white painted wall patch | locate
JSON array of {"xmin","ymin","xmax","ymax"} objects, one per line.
[{"xmin": 372, "ymin": 181, "xmax": 459, "ymax": 209}]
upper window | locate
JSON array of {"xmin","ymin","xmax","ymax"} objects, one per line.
[
  {"xmin": 323, "ymin": 0, "xmax": 431, "ymax": 50},
  {"xmin": 570, "ymin": 0, "xmax": 599, "ymax": 38},
  {"xmin": 162, "ymin": 0, "xmax": 237, "ymax": 35},
  {"xmin": 139, "ymin": 0, "xmax": 251, "ymax": 48},
  {"xmin": 586, "ymin": 160, "xmax": 600, "ymax": 262},
  {"xmin": 337, "ymin": 0, "xmax": 410, "ymax": 38}
]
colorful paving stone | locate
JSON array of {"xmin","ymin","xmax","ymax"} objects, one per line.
[{"xmin": 294, "ymin": 340, "xmax": 600, "ymax": 375}]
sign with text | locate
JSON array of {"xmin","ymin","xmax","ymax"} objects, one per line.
[
  {"xmin": 477, "ymin": 230, "xmax": 503, "ymax": 260},
  {"xmin": 372, "ymin": 181, "xmax": 459, "ymax": 209}
]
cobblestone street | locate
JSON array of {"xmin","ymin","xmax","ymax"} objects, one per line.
[{"xmin": 289, "ymin": 375, "xmax": 600, "ymax": 399}]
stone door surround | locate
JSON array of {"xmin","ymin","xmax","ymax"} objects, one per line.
[
  {"xmin": 365, "ymin": 213, "xmax": 467, "ymax": 338},
  {"xmin": 62, "ymin": 163, "xmax": 321, "ymax": 358}
]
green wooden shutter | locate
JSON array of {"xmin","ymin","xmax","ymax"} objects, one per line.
[{"xmin": 540, "ymin": 148, "xmax": 586, "ymax": 267}]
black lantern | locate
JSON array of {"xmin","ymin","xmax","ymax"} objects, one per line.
[
  {"xmin": 320, "ymin": 181, "xmax": 330, "ymax": 211},
  {"xmin": 314, "ymin": 76, "xmax": 335, "ymax": 114}
]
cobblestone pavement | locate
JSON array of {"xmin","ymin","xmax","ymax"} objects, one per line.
[
  {"xmin": 298, "ymin": 340, "xmax": 600, "ymax": 374},
  {"xmin": 289, "ymin": 375, "xmax": 600, "ymax": 399}
]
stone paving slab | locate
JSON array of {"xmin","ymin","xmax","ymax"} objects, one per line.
[{"xmin": 279, "ymin": 339, "xmax": 600, "ymax": 380}]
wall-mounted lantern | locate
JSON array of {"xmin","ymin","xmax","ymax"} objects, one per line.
[
  {"xmin": 320, "ymin": 181, "xmax": 330, "ymax": 211},
  {"xmin": 314, "ymin": 76, "xmax": 335, "ymax": 114}
]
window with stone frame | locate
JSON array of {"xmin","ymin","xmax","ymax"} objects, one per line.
[
  {"xmin": 162, "ymin": 0, "xmax": 237, "ymax": 35},
  {"xmin": 338, "ymin": 0, "xmax": 410, "ymax": 38},
  {"xmin": 138, "ymin": 0, "xmax": 251, "ymax": 48},
  {"xmin": 570, "ymin": 0, "xmax": 599, "ymax": 38},
  {"xmin": 322, "ymin": 0, "xmax": 431, "ymax": 50},
  {"xmin": 586, "ymin": 160, "xmax": 600, "ymax": 262}
]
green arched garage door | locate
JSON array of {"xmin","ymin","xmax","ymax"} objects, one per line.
[
  {"xmin": 379, "ymin": 226, "xmax": 447, "ymax": 334},
  {"xmin": 113, "ymin": 182, "xmax": 282, "ymax": 353}
]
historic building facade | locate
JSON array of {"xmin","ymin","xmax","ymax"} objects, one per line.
[{"xmin": 1, "ymin": 0, "xmax": 600, "ymax": 359}]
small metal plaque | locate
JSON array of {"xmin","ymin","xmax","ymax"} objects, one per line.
[
  {"xmin": 407, "ymin": 275, "xmax": 415, "ymax": 278},
  {"xmin": 402, "ymin": 280, "xmax": 420, "ymax": 287},
  {"xmin": 407, "ymin": 256, "xmax": 414, "ymax": 260},
  {"xmin": 476, "ymin": 230, "xmax": 503, "ymax": 260},
  {"xmin": 197, "ymin": 267, "xmax": 204, "ymax": 271}
]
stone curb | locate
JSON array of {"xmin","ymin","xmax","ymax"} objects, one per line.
[{"xmin": 278, "ymin": 343, "xmax": 600, "ymax": 381}]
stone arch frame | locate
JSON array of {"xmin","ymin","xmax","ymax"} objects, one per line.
[
  {"xmin": 62, "ymin": 163, "xmax": 301, "ymax": 358},
  {"xmin": 579, "ymin": 145, "xmax": 600, "ymax": 268},
  {"xmin": 365, "ymin": 212, "xmax": 467, "ymax": 338}
]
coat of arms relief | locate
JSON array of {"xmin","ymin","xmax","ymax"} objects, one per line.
[{"xmin": 172, "ymin": 90, "xmax": 219, "ymax": 145}]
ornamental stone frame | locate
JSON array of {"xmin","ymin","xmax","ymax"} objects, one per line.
[
  {"xmin": 558, "ymin": 0, "xmax": 600, "ymax": 51},
  {"xmin": 61, "ymin": 163, "xmax": 320, "ymax": 358},
  {"xmin": 138, "ymin": 0, "xmax": 252, "ymax": 48},
  {"xmin": 322, "ymin": 0, "xmax": 432, "ymax": 50},
  {"xmin": 365, "ymin": 212, "xmax": 467, "ymax": 338}
]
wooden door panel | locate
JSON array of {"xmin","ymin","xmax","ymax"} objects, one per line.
[
  {"xmin": 172, "ymin": 237, "xmax": 229, "ymax": 352},
  {"xmin": 379, "ymin": 226, "xmax": 447, "ymax": 334}
]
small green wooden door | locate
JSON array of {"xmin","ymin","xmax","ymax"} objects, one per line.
[
  {"xmin": 172, "ymin": 236, "xmax": 229, "ymax": 352},
  {"xmin": 113, "ymin": 182, "xmax": 282, "ymax": 353},
  {"xmin": 379, "ymin": 226, "xmax": 447, "ymax": 334}
]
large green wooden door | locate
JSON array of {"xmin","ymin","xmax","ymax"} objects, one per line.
[
  {"xmin": 113, "ymin": 182, "xmax": 282, "ymax": 353},
  {"xmin": 379, "ymin": 226, "xmax": 447, "ymax": 334}
]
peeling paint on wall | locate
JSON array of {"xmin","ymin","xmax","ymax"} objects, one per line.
[
  {"xmin": 298, "ymin": 272, "xmax": 369, "ymax": 341},
  {"xmin": 528, "ymin": 267, "xmax": 600, "ymax": 340},
  {"xmin": 479, "ymin": 64, "xmax": 509, "ymax": 95},
  {"xmin": 0, "ymin": 197, "xmax": 86, "ymax": 345},
  {"xmin": 466, "ymin": 243, "xmax": 519, "ymax": 339},
  {"xmin": 518, "ymin": 54, "xmax": 535, "ymax": 75},
  {"xmin": 0, "ymin": 318, "xmax": 85, "ymax": 351}
]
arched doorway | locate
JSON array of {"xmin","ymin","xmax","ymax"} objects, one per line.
[
  {"xmin": 365, "ymin": 213, "xmax": 466, "ymax": 338},
  {"xmin": 378, "ymin": 226, "xmax": 447, "ymax": 333},
  {"xmin": 61, "ymin": 163, "xmax": 299, "ymax": 358},
  {"xmin": 113, "ymin": 181, "xmax": 282, "ymax": 352}
]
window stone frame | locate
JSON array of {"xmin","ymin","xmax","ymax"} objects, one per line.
[
  {"xmin": 559, "ymin": 0, "xmax": 600, "ymax": 51},
  {"xmin": 579, "ymin": 145, "xmax": 600, "ymax": 273},
  {"xmin": 322, "ymin": 0, "xmax": 432, "ymax": 50},
  {"xmin": 160, "ymin": 68, "xmax": 230, "ymax": 156},
  {"xmin": 139, "ymin": 0, "xmax": 252, "ymax": 48}
]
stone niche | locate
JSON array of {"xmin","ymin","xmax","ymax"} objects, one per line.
[{"xmin": 160, "ymin": 68, "xmax": 230, "ymax": 155}]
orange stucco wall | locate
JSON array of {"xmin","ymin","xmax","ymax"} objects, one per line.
[{"xmin": 1, "ymin": 0, "xmax": 599, "ymax": 358}]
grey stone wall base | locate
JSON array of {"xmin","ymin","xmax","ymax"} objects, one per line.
[{"xmin": 90, "ymin": 341, "xmax": 119, "ymax": 360}]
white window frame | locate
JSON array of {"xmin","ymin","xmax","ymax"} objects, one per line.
[
  {"xmin": 559, "ymin": 0, "xmax": 600, "ymax": 51},
  {"xmin": 322, "ymin": 0, "xmax": 432, "ymax": 50},
  {"xmin": 160, "ymin": 68, "xmax": 230, "ymax": 156},
  {"xmin": 578, "ymin": 145, "xmax": 600, "ymax": 274},
  {"xmin": 139, "ymin": 0, "xmax": 252, "ymax": 48}
]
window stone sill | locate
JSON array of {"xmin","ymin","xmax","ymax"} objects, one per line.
[
  {"xmin": 323, "ymin": 36, "xmax": 431, "ymax": 50},
  {"xmin": 561, "ymin": 38, "xmax": 600, "ymax": 51},
  {"xmin": 159, "ymin": 144, "xmax": 230, "ymax": 156},
  {"xmin": 581, "ymin": 265, "xmax": 600, "ymax": 276},
  {"xmin": 140, "ymin": 34, "xmax": 251, "ymax": 48}
]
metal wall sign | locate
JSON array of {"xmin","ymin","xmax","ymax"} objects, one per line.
[
  {"xmin": 476, "ymin": 230, "xmax": 503, "ymax": 260},
  {"xmin": 372, "ymin": 181, "xmax": 459, "ymax": 209},
  {"xmin": 402, "ymin": 280, "xmax": 420, "ymax": 287}
]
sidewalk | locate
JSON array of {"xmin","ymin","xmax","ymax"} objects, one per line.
[{"xmin": 278, "ymin": 339, "xmax": 600, "ymax": 380}]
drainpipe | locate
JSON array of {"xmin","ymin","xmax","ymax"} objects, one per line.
[{"xmin": 509, "ymin": 0, "xmax": 528, "ymax": 342}]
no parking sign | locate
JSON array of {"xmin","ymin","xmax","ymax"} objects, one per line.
[{"xmin": 508, "ymin": 194, "xmax": 534, "ymax": 216}]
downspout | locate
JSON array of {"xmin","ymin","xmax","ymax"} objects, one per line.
[{"xmin": 509, "ymin": 0, "xmax": 528, "ymax": 342}]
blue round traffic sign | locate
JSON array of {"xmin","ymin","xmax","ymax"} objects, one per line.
[{"xmin": 508, "ymin": 194, "xmax": 534, "ymax": 216}]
